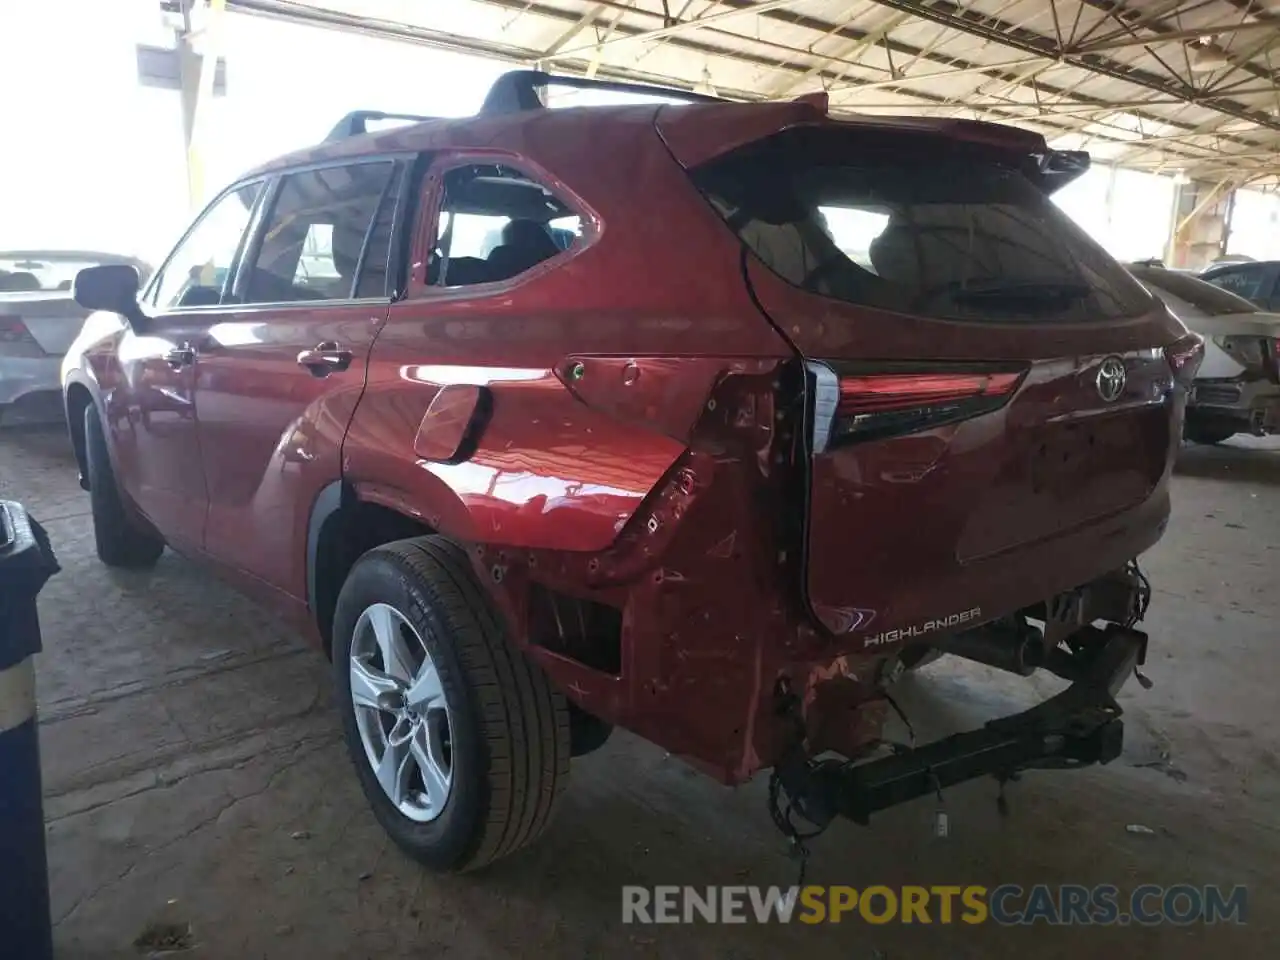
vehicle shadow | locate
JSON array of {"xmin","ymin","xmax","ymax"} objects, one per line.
[{"xmin": 1173, "ymin": 437, "xmax": 1280, "ymax": 487}]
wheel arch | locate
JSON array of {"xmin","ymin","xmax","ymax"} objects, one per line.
[
  {"xmin": 63, "ymin": 376, "xmax": 99, "ymax": 490},
  {"xmin": 307, "ymin": 481, "xmax": 443, "ymax": 658}
]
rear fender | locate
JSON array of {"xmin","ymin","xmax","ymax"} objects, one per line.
[{"xmin": 342, "ymin": 366, "xmax": 697, "ymax": 553}]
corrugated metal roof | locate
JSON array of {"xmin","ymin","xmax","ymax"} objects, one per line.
[{"xmin": 225, "ymin": 0, "xmax": 1280, "ymax": 184}]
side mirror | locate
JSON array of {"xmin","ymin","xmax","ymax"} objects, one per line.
[{"xmin": 73, "ymin": 265, "xmax": 144, "ymax": 328}]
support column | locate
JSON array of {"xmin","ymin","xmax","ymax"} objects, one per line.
[
  {"xmin": 1166, "ymin": 179, "xmax": 1235, "ymax": 270},
  {"xmin": 176, "ymin": 0, "xmax": 226, "ymax": 211}
]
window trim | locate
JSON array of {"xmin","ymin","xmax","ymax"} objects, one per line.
[
  {"xmin": 147, "ymin": 152, "xmax": 422, "ymax": 316},
  {"xmin": 410, "ymin": 150, "xmax": 598, "ymax": 298}
]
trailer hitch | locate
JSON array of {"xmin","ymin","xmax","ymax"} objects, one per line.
[{"xmin": 776, "ymin": 624, "xmax": 1145, "ymax": 830}]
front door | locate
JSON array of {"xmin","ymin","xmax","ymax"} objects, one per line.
[
  {"xmin": 194, "ymin": 158, "xmax": 404, "ymax": 604},
  {"xmin": 108, "ymin": 181, "xmax": 264, "ymax": 549}
]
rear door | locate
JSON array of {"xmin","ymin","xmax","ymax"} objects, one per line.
[
  {"xmin": 194, "ymin": 157, "xmax": 406, "ymax": 602},
  {"xmin": 687, "ymin": 124, "xmax": 1190, "ymax": 637}
]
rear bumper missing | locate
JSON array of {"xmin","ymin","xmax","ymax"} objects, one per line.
[{"xmin": 781, "ymin": 624, "xmax": 1145, "ymax": 827}]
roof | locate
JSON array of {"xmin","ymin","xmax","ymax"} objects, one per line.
[
  {"xmin": 222, "ymin": 0, "xmax": 1280, "ymax": 188},
  {"xmin": 245, "ymin": 74, "xmax": 1076, "ymax": 185}
]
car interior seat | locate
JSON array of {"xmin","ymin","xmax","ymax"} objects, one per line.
[{"xmin": 485, "ymin": 219, "xmax": 562, "ymax": 281}]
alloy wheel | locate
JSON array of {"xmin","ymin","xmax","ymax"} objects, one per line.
[{"xmin": 348, "ymin": 603, "xmax": 453, "ymax": 822}]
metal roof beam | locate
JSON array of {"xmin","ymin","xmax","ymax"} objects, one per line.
[
  {"xmin": 1076, "ymin": 18, "xmax": 1277, "ymax": 53},
  {"xmin": 550, "ymin": 0, "xmax": 811, "ymax": 59},
  {"xmin": 861, "ymin": 0, "xmax": 1280, "ymax": 133},
  {"xmin": 540, "ymin": 1, "xmax": 610, "ymax": 57},
  {"xmin": 770, "ymin": 10, "xmax": 912, "ymax": 97},
  {"xmin": 1072, "ymin": 0, "xmax": 1280, "ymax": 91}
]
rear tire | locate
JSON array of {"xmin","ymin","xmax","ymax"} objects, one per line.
[
  {"xmin": 333, "ymin": 537, "xmax": 570, "ymax": 872},
  {"xmin": 83, "ymin": 404, "xmax": 164, "ymax": 568}
]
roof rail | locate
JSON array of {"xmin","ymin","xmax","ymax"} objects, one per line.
[
  {"xmin": 324, "ymin": 110, "xmax": 439, "ymax": 142},
  {"xmin": 479, "ymin": 69, "xmax": 724, "ymax": 115}
]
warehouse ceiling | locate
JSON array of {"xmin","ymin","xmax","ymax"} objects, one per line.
[{"xmin": 224, "ymin": 0, "xmax": 1280, "ymax": 183}]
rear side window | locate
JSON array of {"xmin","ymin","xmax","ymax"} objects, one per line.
[
  {"xmin": 429, "ymin": 163, "xmax": 581, "ymax": 287},
  {"xmin": 692, "ymin": 128, "xmax": 1154, "ymax": 323},
  {"xmin": 245, "ymin": 161, "xmax": 397, "ymax": 303}
]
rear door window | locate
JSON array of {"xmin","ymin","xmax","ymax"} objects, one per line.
[
  {"xmin": 692, "ymin": 128, "xmax": 1154, "ymax": 323},
  {"xmin": 244, "ymin": 161, "xmax": 398, "ymax": 304},
  {"xmin": 428, "ymin": 164, "xmax": 581, "ymax": 287}
]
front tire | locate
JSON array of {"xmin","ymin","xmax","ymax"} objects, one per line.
[
  {"xmin": 83, "ymin": 404, "xmax": 164, "ymax": 568},
  {"xmin": 332, "ymin": 537, "xmax": 570, "ymax": 872}
]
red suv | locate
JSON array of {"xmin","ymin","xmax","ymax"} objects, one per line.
[{"xmin": 64, "ymin": 72, "xmax": 1201, "ymax": 872}]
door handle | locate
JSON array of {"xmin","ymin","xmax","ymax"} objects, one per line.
[
  {"xmin": 296, "ymin": 341, "xmax": 353, "ymax": 377},
  {"xmin": 164, "ymin": 343, "xmax": 195, "ymax": 369}
]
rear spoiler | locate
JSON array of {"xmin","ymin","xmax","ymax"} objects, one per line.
[{"xmin": 1033, "ymin": 149, "xmax": 1091, "ymax": 194}]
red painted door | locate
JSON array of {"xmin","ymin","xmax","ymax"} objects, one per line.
[
  {"xmin": 104, "ymin": 315, "xmax": 210, "ymax": 551},
  {"xmin": 193, "ymin": 159, "xmax": 402, "ymax": 606},
  {"xmin": 107, "ymin": 180, "xmax": 265, "ymax": 550},
  {"xmin": 194, "ymin": 303, "xmax": 386, "ymax": 600}
]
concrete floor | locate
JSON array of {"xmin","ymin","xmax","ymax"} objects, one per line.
[{"xmin": 1, "ymin": 419, "xmax": 1277, "ymax": 959}]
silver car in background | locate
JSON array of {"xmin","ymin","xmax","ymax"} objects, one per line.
[
  {"xmin": 1129, "ymin": 262, "xmax": 1280, "ymax": 445},
  {"xmin": 0, "ymin": 250, "xmax": 151, "ymax": 422}
]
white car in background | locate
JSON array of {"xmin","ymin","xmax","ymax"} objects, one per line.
[
  {"xmin": 0, "ymin": 250, "xmax": 151, "ymax": 422},
  {"xmin": 1129, "ymin": 262, "xmax": 1280, "ymax": 444}
]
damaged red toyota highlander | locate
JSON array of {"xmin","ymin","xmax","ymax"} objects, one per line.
[{"xmin": 63, "ymin": 72, "xmax": 1202, "ymax": 871}]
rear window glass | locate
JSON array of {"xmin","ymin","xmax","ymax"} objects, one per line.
[
  {"xmin": 1129, "ymin": 265, "xmax": 1257, "ymax": 316},
  {"xmin": 691, "ymin": 129, "xmax": 1154, "ymax": 323}
]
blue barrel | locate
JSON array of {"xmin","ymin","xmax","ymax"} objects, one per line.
[{"xmin": 0, "ymin": 501, "xmax": 59, "ymax": 960}]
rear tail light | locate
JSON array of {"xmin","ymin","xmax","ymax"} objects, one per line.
[
  {"xmin": 0, "ymin": 314, "xmax": 43, "ymax": 356},
  {"xmin": 809, "ymin": 362, "xmax": 1025, "ymax": 450},
  {"xmin": 1163, "ymin": 333, "xmax": 1205, "ymax": 387}
]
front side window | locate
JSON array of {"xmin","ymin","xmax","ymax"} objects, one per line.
[
  {"xmin": 244, "ymin": 161, "xmax": 397, "ymax": 304},
  {"xmin": 153, "ymin": 182, "xmax": 262, "ymax": 309},
  {"xmin": 429, "ymin": 163, "xmax": 580, "ymax": 287},
  {"xmin": 693, "ymin": 128, "xmax": 1154, "ymax": 323}
]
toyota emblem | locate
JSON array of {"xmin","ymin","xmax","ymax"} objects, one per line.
[{"xmin": 1095, "ymin": 356, "xmax": 1127, "ymax": 402}]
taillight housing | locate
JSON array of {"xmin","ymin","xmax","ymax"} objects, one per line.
[
  {"xmin": 0, "ymin": 315, "xmax": 42, "ymax": 357},
  {"xmin": 1163, "ymin": 333, "xmax": 1205, "ymax": 388},
  {"xmin": 808, "ymin": 362, "xmax": 1026, "ymax": 450}
]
